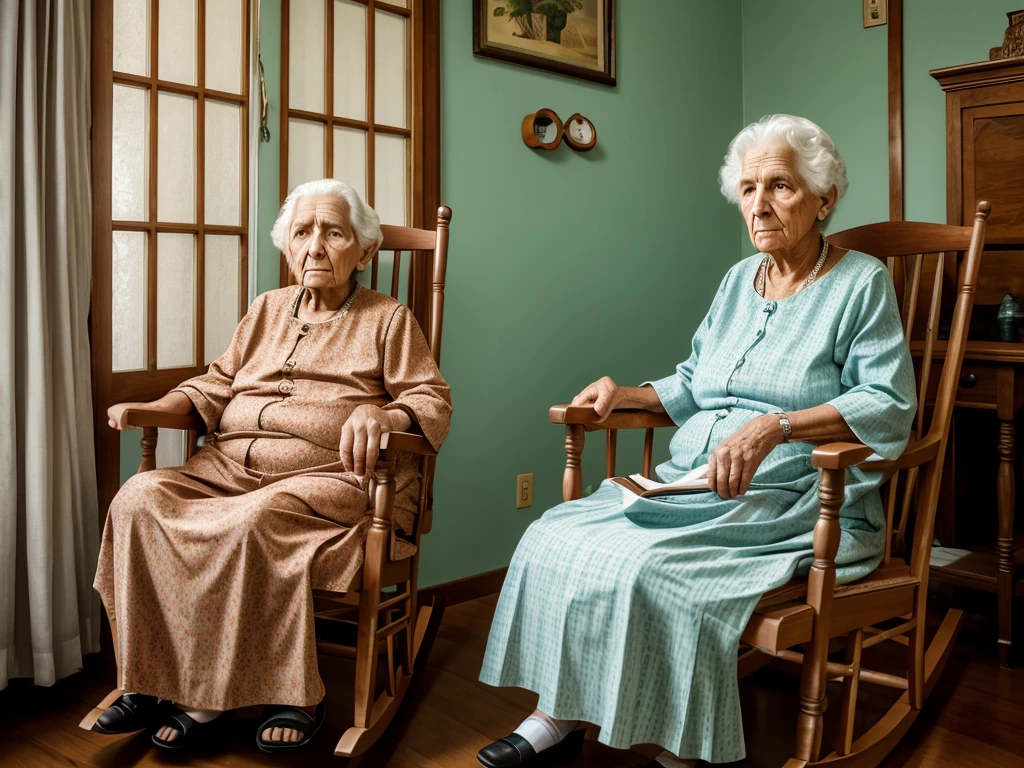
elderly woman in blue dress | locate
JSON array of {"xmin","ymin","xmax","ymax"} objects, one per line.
[{"xmin": 477, "ymin": 114, "xmax": 917, "ymax": 768}]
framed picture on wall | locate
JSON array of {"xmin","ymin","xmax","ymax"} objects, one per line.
[
  {"xmin": 864, "ymin": 0, "xmax": 887, "ymax": 28},
  {"xmin": 473, "ymin": 0, "xmax": 616, "ymax": 87}
]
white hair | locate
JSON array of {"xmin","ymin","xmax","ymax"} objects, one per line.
[
  {"xmin": 270, "ymin": 179, "xmax": 383, "ymax": 263},
  {"xmin": 718, "ymin": 114, "xmax": 849, "ymax": 217}
]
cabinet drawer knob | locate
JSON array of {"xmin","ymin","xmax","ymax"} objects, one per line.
[{"xmin": 959, "ymin": 372, "xmax": 978, "ymax": 388}]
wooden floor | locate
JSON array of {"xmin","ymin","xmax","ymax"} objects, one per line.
[{"xmin": 2, "ymin": 594, "xmax": 1022, "ymax": 768}]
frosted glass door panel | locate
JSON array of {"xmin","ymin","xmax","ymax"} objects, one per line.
[
  {"xmin": 333, "ymin": 0, "xmax": 366, "ymax": 120},
  {"xmin": 111, "ymin": 231, "xmax": 148, "ymax": 372},
  {"xmin": 156, "ymin": 428, "xmax": 188, "ymax": 468},
  {"xmin": 156, "ymin": 233, "xmax": 196, "ymax": 368},
  {"xmin": 375, "ymin": 134, "xmax": 406, "ymax": 225},
  {"xmin": 374, "ymin": 11, "xmax": 406, "ymax": 128},
  {"xmin": 111, "ymin": 85, "xmax": 149, "ymax": 221},
  {"xmin": 204, "ymin": 235, "xmax": 240, "ymax": 364},
  {"xmin": 113, "ymin": 0, "xmax": 150, "ymax": 76},
  {"xmin": 206, "ymin": 0, "xmax": 243, "ymax": 93},
  {"xmin": 382, "ymin": 0, "xmax": 406, "ymax": 6},
  {"xmin": 288, "ymin": 0, "xmax": 325, "ymax": 113},
  {"xmin": 205, "ymin": 101, "xmax": 242, "ymax": 225},
  {"xmin": 287, "ymin": 119, "xmax": 324, "ymax": 193},
  {"xmin": 157, "ymin": 93, "xmax": 197, "ymax": 223},
  {"xmin": 333, "ymin": 127, "xmax": 367, "ymax": 202},
  {"xmin": 158, "ymin": 0, "xmax": 197, "ymax": 85}
]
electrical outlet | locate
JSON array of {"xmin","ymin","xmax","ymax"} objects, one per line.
[{"xmin": 516, "ymin": 473, "xmax": 534, "ymax": 509}]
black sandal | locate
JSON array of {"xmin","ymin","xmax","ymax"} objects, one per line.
[
  {"xmin": 255, "ymin": 701, "xmax": 326, "ymax": 752},
  {"xmin": 151, "ymin": 707, "xmax": 232, "ymax": 749},
  {"xmin": 92, "ymin": 693, "xmax": 165, "ymax": 735},
  {"xmin": 476, "ymin": 728, "xmax": 585, "ymax": 767}
]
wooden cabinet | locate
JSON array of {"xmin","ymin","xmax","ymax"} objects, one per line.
[{"xmin": 931, "ymin": 58, "xmax": 1024, "ymax": 666}]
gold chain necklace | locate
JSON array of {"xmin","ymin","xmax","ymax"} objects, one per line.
[{"xmin": 756, "ymin": 238, "xmax": 830, "ymax": 298}]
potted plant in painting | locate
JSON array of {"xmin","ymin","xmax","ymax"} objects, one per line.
[{"xmin": 493, "ymin": 0, "xmax": 583, "ymax": 44}]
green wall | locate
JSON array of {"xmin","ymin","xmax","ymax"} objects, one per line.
[
  {"xmin": 741, "ymin": 0, "xmax": 1014, "ymax": 252},
  {"xmin": 741, "ymin": 0, "xmax": 888, "ymax": 243},
  {"xmin": 424, "ymin": 0, "xmax": 743, "ymax": 585}
]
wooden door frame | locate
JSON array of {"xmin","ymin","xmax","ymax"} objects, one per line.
[
  {"xmin": 91, "ymin": 0, "xmax": 253, "ymax": 522},
  {"xmin": 889, "ymin": 0, "xmax": 904, "ymax": 222}
]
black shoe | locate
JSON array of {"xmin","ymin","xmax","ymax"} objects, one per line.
[
  {"xmin": 92, "ymin": 693, "xmax": 165, "ymax": 734},
  {"xmin": 255, "ymin": 701, "xmax": 326, "ymax": 752},
  {"xmin": 477, "ymin": 728, "xmax": 585, "ymax": 767},
  {"xmin": 151, "ymin": 707, "xmax": 232, "ymax": 749}
]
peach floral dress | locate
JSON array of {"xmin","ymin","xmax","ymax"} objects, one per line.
[{"xmin": 94, "ymin": 285, "xmax": 451, "ymax": 710}]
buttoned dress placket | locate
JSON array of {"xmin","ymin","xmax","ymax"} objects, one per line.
[
  {"xmin": 246, "ymin": 321, "xmax": 308, "ymax": 481},
  {"xmin": 703, "ymin": 299, "xmax": 779, "ymax": 453}
]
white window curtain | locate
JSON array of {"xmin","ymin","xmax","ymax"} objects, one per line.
[{"xmin": 0, "ymin": 0, "xmax": 101, "ymax": 689}]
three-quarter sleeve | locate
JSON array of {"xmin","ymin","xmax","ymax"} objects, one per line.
[
  {"xmin": 171, "ymin": 294, "xmax": 264, "ymax": 433},
  {"xmin": 827, "ymin": 268, "xmax": 917, "ymax": 459},
  {"xmin": 379, "ymin": 305, "xmax": 452, "ymax": 450}
]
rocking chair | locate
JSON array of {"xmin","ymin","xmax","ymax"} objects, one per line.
[
  {"xmin": 79, "ymin": 206, "xmax": 453, "ymax": 758},
  {"xmin": 547, "ymin": 202, "xmax": 989, "ymax": 767}
]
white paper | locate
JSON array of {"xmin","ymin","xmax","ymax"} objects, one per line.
[{"xmin": 629, "ymin": 463, "xmax": 710, "ymax": 492}]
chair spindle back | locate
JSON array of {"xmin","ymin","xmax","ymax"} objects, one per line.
[
  {"xmin": 828, "ymin": 202, "xmax": 989, "ymax": 579},
  {"xmin": 371, "ymin": 207, "xmax": 452, "ymax": 533}
]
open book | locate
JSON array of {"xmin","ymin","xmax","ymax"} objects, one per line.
[{"xmin": 610, "ymin": 464, "xmax": 710, "ymax": 498}]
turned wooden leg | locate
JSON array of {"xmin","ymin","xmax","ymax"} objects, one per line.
[
  {"xmin": 354, "ymin": 461, "xmax": 395, "ymax": 727},
  {"xmin": 562, "ymin": 424, "xmax": 584, "ymax": 502},
  {"xmin": 997, "ymin": 418, "xmax": 1015, "ymax": 667},
  {"xmin": 795, "ymin": 467, "xmax": 844, "ymax": 762},
  {"xmin": 139, "ymin": 427, "xmax": 158, "ymax": 473}
]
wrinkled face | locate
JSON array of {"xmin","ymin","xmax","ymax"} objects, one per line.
[
  {"xmin": 739, "ymin": 143, "xmax": 833, "ymax": 255},
  {"xmin": 287, "ymin": 194, "xmax": 371, "ymax": 289}
]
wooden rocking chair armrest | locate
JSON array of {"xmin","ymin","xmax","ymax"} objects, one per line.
[
  {"xmin": 380, "ymin": 430, "xmax": 437, "ymax": 457},
  {"xmin": 856, "ymin": 434, "xmax": 941, "ymax": 473},
  {"xmin": 124, "ymin": 409, "xmax": 206, "ymax": 432},
  {"xmin": 548, "ymin": 404, "xmax": 676, "ymax": 431},
  {"xmin": 811, "ymin": 442, "xmax": 875, "ymax": 470},
  {"xmin": 812, "ymin": 434, "xmax": 942, "ymax": 472}
]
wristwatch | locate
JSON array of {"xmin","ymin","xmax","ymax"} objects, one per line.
[{"xmin": 779, "ymin": 415, "xmax": 792, "ymax": 442}]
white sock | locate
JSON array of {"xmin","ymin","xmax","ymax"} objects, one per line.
[
  {"xmin": 180, "ymin": 707, "xmax": 222, "ymax": 724},
  {"xmin": 655, "ymin": 750, "xmax": 697, "ymax": 768},
  {"xmin": 512, "ymin": 710, "xmax": 578, "ymax": 753}
]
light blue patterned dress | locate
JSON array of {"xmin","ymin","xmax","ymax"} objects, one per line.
[{"xmin": 479, "ymin": 251, "xmax": 917, "ymax": 763}]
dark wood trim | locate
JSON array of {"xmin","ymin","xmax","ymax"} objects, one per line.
[
  {"xmin": 91, "ymin": 0, "xmax": 116, "ymax": 525},
  {"xmin": 418, "ymin": 567, "xmax": 509, "ymax": 608},
  {"xmin": 279, "ymin": 0, "xmax": 291, "ymax": 288},
  {"xmin": 888, "ymin": 0, "xmax": 904, "ymax": 222},
  {"xmin": 472, "ymin": 0, "xmax": 616, "ymax": 87},
  {"xmin": 366, "ymin": 0, "xmax": 376, "ymax": 208},
  {"xmin": 932, "ymin": 56, "xmax": 1024, "ymax": 91},
  {"xmin": 239, "ymin": 0, "xmax": 251, "ymax": 330},
  {"xmin": 113, "ymin": 72, "xmax": 247, "ymax": 104},
  {"xmin": 197, "ymin": 0, "xmax": 208, "ymax": 369},
  {"xmin": 325, "ymin": 0, "xmax": 335, "ymax": 184},
  {"xmin": 112, "ymin": 221, "xmax": 247, "ymax": 235},
  {"xmin": 377, "ymin": 1, "xmax": 411, "ymax": 18},
  {"xmin": 147, "ymin": 0, "xmax": 160, "ymax": 373}
]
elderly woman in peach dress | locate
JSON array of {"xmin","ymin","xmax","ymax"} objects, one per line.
[{"xmin": 92, "ymin": 179, "xmax": 451, "ymax": 752}]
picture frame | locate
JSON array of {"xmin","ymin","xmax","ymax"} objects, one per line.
[
  {"xmin": 864, "ymin": 0, "xmax": 888, "ymax": 28},
  {"xmin": 473, "ymin": 0, "xmax": 616, "ymax": 87}
]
